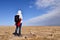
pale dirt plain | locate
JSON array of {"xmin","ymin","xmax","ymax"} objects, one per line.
[{"xmin": 0, "ymin": 26, "xmax": 60, "ymax": 40}]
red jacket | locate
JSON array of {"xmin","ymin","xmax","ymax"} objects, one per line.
[{"xmin": 15, "ymin": 18, "xmax": 21, "ymax": 26}]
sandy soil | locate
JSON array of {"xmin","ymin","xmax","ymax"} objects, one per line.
[{"xmin": 0, "ymin": 26, "xmax": 60, "ymax": 40}]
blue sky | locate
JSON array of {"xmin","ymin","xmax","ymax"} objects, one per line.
[{"xmin": 0, "ymin": 0, "xmax": 60, "ymax": 26}]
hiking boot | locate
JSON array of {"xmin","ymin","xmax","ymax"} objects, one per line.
[{"xmin": 13, "ymin": 32, "xmax": 17, "ymax": 36}]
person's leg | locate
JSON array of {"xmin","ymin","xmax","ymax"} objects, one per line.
[
  {"xmin": 15, "ymin": 25, "xmax": 18, "ymax": 33},
  {"xmin": 18, "ymin": 23, "xmax": 22, "ymax": 36},
  {"xmin": 13, "ymin": 25, "xmax": 18, "ymax": 35}
]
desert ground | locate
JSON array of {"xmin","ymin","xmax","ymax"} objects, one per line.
[{"xmin": 0, "ymin": 26, "xmax": 60, "ymax": 40}]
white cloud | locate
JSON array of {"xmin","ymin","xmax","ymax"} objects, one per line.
[
  {"xmin": 24, "ymin": 6, "xmax": 60, "ymax": 26},
  {"xmin": 23, "ymin": 0, "xmax": 60, "ymax": 26},
  {"xmin": 35, "ymin": 0, "xmax": 60, "ymax": 8}
]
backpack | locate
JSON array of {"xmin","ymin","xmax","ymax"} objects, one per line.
[{"xmin": 15, "ymin": 15, "xmax": 19, "ymax": 22}]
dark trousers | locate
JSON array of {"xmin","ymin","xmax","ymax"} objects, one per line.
[{"xmin": 15, "ymin": 23, "xmax": 22, "ymax": 35}]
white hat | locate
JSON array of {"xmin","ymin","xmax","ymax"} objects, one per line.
[
  {"xmin": 16, "ymin": 10, "xmax": 23, "ymax": 19},
  {"xmin": 17, "ymin": 10, "xmax": 22, "ymax": 15}
]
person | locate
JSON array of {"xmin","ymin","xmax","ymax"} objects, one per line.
[{"xmin": 13, "ymin": 10, "xmax": 23, "ymax": 36}]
